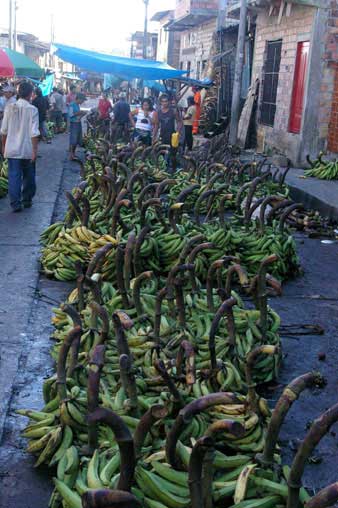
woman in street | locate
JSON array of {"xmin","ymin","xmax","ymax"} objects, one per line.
[
  {"xmin": 68, "ymin": 93, "xmax": 86, "ymax": 160},
  {"xmin": 130, "ymin": 98, "xmax": 154, "ymax": 146},
  {"xmin": 183, "ymin": 96, "xmax": 197, "ymax": 152}
]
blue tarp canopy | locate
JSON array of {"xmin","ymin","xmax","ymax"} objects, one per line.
[
  {"xmin": 144, "ymin": 80, "xmax": 166, "ymax": 92},
  {"xmin": 52, "ymin": 43, "xmax": 186, "ymax": 80},
  {"xmin": 22, "ymin": 73, "xmax": 54, "ymax": 96},
  {"xmin": 175, "ymin": 77, "xmax": 214, "ymax": 88}
]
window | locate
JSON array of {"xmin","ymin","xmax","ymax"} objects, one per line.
[
  {"xmin": 180, "ymin": 61, "xmax": 183, "ymax": 70},
  {"xmin": 187, "ymin": 61, "xmax": 191, "ymax": 77},
  {"xmin": 202, "ymin": 60, "xmax": 207, "ymax": 72},
  {"xmin": 260, "ymin": 40, "xmax": 282, "ymax": 127},
  {"xmin": 160, "ymin": 29, "xmax": 162, "ymax": 44}
]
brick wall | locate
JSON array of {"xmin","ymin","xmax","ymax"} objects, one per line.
[
  {"xmin": 179, "ymin": 18, "xmax": 217, "ymax": 78},
  {"xmin": 175, "ymin": 0, "xmax": 218, "ymax": 19},
  {"xmin": 252, "ymin": 4, "xmax": 316, "ymax": 160},
  {"xmin": 324, "ymin": 3, "xmax": 338, "ymax": 153},
  {"xmin": 328, "ymin": 64, "xmax": 338, "ymax": 151}
]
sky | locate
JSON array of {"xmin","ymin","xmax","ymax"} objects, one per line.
[{"xmin": 1, "ymin": 0, "xmax": 176, "ymax": 54}]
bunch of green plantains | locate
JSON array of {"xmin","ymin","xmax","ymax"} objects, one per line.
[
  {"xmin": 17, "ymin": 270, "xmax": 329, "ymax": 508},
  {"xmin": 0, "ymin": 157, "xmax": 8, "ymax": 198},
  {"xmin": 305, "ymin": 153, "xmax": 338, "ymax": 180},
  {"xmin": 40, "ymin": 140, "xmax": 299, "ymax": 283},
  {"xmin": 18, "ymin": 134, "xmax": 335, "ymax": 508}
]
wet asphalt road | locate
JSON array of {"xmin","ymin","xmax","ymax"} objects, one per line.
[{"xmin": 0, "ymin": 138, "xmax": 338, "ymax": 506}]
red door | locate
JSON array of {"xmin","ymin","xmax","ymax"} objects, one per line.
[{"xmin": 289, "ymin": 41, "xmax": 310, "ymax": 134}]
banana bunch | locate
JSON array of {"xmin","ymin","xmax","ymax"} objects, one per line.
[
  {"xmin": 0, "ymin": 159, "xmax": 8, "ymax": 198},
  {"xmin": 40, "ymin": 222, "xmax": 65, "ymax": 246},
  {"xmin": 41, "ymin": 226, "xmax": 100, "ymax": 281},
  {"xmin": 240, "ymin": 230, "xmax": 299, "ymax": 280},
  {"xmin": 305, "ymin": 153, "xmax": 338, "ymax": 180}
]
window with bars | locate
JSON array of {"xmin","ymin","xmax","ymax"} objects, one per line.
[{"xmin": 260, "ymin": 40, "xmax": 282, "ymax": 127}]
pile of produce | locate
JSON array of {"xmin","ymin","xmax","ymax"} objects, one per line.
[
  {"xmin": 39, "ymin": 141, "xmax": 300, "ymax": 283},
  {"xmin": 0, "ymin": 157, "xmax": 8, "ymax": 198},
  {"xmin": 305, "ymin": 153, "xmax": 338, "ymax": 180},
  {"xmin": 17, "ymin": 131, "xmax": 336, "ymax": 508}
]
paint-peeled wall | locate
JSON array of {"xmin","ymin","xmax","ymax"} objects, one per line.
[{"xmin": 252, "ymin": 4, "xmax": 316, "ymax": 163}]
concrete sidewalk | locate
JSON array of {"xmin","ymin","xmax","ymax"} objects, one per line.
[
  {"xmin": 0, "ymin": 134, "xmax": 69, "ymax": 441},
  {"xmin": 286, "ymin": 168, "xmax": 338, "ymax": 222}
]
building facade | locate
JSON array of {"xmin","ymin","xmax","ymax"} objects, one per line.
[
  {"xmin": 151, "ymin": 10, "xmax": 180, "ymax": 69},
  {"xmin": 167, "ymin": 0, "xmax": 219, "ymax": 79},
  {"xmin": 130, "ymin": 31, "xmax": 158, "ymax": 60},
  {"xmin": 243, "ymin": 0, "xmax": 338, "ymax": 163},
  {"xmin": 0, "ymin": 30, "xmax": 75, "ymax": 78}
]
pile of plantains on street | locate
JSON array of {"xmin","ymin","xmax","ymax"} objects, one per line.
[
  {"xmin": 0, "ymin": 156, "xmax": 8, "ymax": 198},
  {"xmin": 305, "ymin": 152, "xmax": 338, "ymax": 180},
  {"xmin": 18, "ymin": 133, "xmax": 338, "ymax": 508}
]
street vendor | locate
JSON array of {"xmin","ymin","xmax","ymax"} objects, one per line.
[
  {"xmin": 183, "ymin": 96, "xmax": 197, "ymax": 152},
  {"xmin": 152, "ymin": 93, "xmax": 182, "ymax": 146},
  {"xmin": 192, "ymin": 86, "xmax": 202, "ymax": 135},
  {"xmin": 68, "ymin": 93, "xmax": 86, "ymax": 160},
  {"xmin": 98, "ymin": 93, "xmax": 113, "ymax": 124}
]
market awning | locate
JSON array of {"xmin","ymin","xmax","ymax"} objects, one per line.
[
  {"xmin": 0, "ymin": 47, "xmax": 44, "ymax": 79},
  {"xmin": 52, "ymin": 43, "xmax": 186, "ymax": 80},
  {"xmin": 174, "ymin": 77, "xmax": 214, "ymax": 88}
]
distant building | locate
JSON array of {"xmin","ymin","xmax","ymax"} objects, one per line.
[
  {"xmin": 130, "ymin": 31, "xmax": 158, "ymax": 60},
  {"xmin": 0, "ymin": 30, "xmax": 76, "ymax": 78},
  {"xmin": 167, "ymin": 0, "xmax": 219, "ymax": 80},
  {"xmin": 0, "ymin": 31, "xmax": 48, "ymax": 65},
  {"xmin": 151, "ymin": 10, "xmax": 180, "ymax": 69}
]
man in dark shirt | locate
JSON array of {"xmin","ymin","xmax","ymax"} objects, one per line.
[
  {"xmin": 152, "ymin": 94, "xmax": 181, "ymax": 145},
  {"xmin": 32, "ymin": 88, "xmax": 49, "ymax": 141},
  {"xmin": 113, "ymin": 92, "xmax": 131, "ymax": 140}
]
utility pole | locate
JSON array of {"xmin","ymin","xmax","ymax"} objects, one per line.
[
  {"xmin": 50, "ymin": 14, "xmax": 55, "ymax": 70},
  {"xmin": 13, "ymin": 0, "xmax": 17, "ymax": 51},
  {"xmin": 229, "ymin": 0, "xmax": 247, "ymax": 145},
  {"xmin": 143, "ymin": 0, "xmax": 149, "ymax": 59},
  {"xmin": 217, "ymin": 0, "xmax": 227, "ymax": 117},
  {"xmin": 8, "ymin": 0, "xmax": 13, "ymax": 49},
  {"xmin": 217, "ymin": 0, "xmax": 226, "ymax": 30}
]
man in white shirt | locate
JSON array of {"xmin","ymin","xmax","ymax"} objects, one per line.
[{"xmin": 1, "ymin": 81, "xmax": 40, "ymax": 212}]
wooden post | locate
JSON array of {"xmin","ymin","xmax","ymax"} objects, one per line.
[{"xmin": 229, "ymin": 0, "xmax": 248, "ymax": 145}]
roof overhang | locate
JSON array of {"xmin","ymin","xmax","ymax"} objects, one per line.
[
  {"xmin": 151, "ymin": 10, "xmax": 173, "ymax": 22},
  {"xmin": 167, "ymin": 9, "xmax": 218, "ymax": 32},
  {"xmin": 227, "ymin": 0, "xmax": 325, "ymax": 18}
]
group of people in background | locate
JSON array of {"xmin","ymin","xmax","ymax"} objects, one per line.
[
  {"xmin": 0, "ymin": 80, "xmax": 88, "ymax": 212},
  {"xmin": 0, "ymin": 79, "xmax": 202, "ymax": 213},
  {"xmin": 32, "ymin": 84, "xmax": 86, "ymax": 159},
  {"xmin": 96, "ymin": 87, "xmax": 201, "ymax": 152}
]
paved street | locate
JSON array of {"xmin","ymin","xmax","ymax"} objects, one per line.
[{"xmin": 0, "ymin": 134, "xmax": 80, "ymax": 508}]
